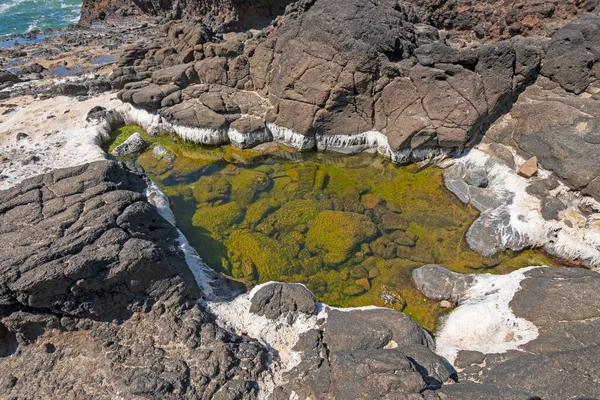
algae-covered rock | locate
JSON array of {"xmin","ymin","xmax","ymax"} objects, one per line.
[
  {"xmin": 192, "ymin": 202, "xmax": 243, "ymax": 234},
  {"xmin": 280, "ymin": 231, "xmax": 305, "ymax": 258},
  {"xmin": 306, "ymin": 211, "xmax": 378, "ymax": 265},
  {"xmin": 230, "ymin": 169, "xmax": 270, "ymax": 204},
  {"xmin": 232, "ymin": 258, "xmax": 257, "ymax": 281},
  {"xmin": 270, "ymin": 199, "xmax": 321, "ymax": 234},
  {"xmin": 228, "ymin": 230, "xmax": 293, "ymax": 281},
  {"xmin": 193, "ymin": 174, "xmax": 231, "ymax": 203},
  {"xmin": 343, "ymin": 285, "xmax": 367, "ymax": 296},
  {"xmin": 243, "ymin": 197, "xmax": 280, "ymax": 227}
]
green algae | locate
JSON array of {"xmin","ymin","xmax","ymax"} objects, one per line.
[
  {"xmin": 306, "ymin": 210, "xmax": 378, "ymax": 265},
  {"xmin": 108, "ymin": 131, "xmax": 567, "ymax": 332}
]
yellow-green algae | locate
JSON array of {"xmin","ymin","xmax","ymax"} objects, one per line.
[{"xmin": 109, "ymin": 126, "xmax": 567, "ymax": 332}]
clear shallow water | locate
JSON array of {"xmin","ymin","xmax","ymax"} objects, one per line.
[{"xmin": 0, "ymin": 0, "xmax": 81, "ymax": 37}]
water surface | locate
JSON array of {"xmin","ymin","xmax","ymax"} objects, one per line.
[
  {"xmin": 0, "ymin": 0, "xmax": 81, "ymax": 37},
  {"xmin": 108, "ymin": 126, "xmax": 564, "ymax": 331}
]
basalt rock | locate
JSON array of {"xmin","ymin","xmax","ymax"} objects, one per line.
[
  {"xmin": 416, "ymin": 265, "xmax": 600, "ymax": 400},
  {"xmin": 0, "ymin": 161, "xmax": 268, "ymax": 399}
]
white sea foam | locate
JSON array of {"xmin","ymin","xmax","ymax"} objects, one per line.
[{"xmin": 434, "ymin": 267, "xmax": 541, "ymax": 364}]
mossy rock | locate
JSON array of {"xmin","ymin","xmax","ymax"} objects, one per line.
[
  {"xmin": 191, "ymin": 202, "xmax": 243, "ymax": 234},
  {"xmin": 279, "ymin": 231, "xmax": 305, "ymax": 258},
  {"xmin": 306, "ymin": 211, "xmax": 378, "ymax": 265},
  {"xmin": 193, "ymin": 174, "xmax": 231, "ymax": 203},
  {"xmin": 230, "ymin": 169, "xmax": 270, "ymax": 205},
  {"xmin": 343, "ymin": 285, "xmax": 367, "ymax": 296},
  {"xmin": 270, "ymin": 199, "xmax": 321, "ymax": 234},
  {"xmin": 232, "ymin": 258, "xmax": 257, "ymax": 281},
  {"xmin": 243, "ymin": 197, "xmax": 280, "ymax": 227},
  {"xmin": 227, "ymin": 230, "xmax": 293, "ymax": 281}
]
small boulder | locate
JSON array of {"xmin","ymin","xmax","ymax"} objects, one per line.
[
  {"xmin": 152, "ymin": 145, "xmax": 175, "ymax": 163},
  {"xmin": 111, "ymin": 132, "xmax": 147, "ymax": 157},
  {"xmin": 412, "ymin": 264, "xmax": 474, "ymax": 302},
  {"xmin": 0, "ymin": 70, "xmax": 20, "ymax": 83},
  {"xmin": 464, "ymin": 167, "xmax": 488, "ymax": 188},
  {"xmin": 249, "ymin": 283, "xmax": 316, "ymax": 319}
]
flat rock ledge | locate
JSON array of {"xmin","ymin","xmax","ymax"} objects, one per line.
[{"xmin": 413, "ymin": 264, "xmax": 600, "ymax": 400}]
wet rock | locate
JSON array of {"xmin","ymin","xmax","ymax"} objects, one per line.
[
  {"xmin": 412, "ymin": 264, "xmax": 474, "ymax": 302},
  {"xmin": 151, "ymin": 144, "xmax": 175, "ymax": 163},
  {"xmin": 249, "ymin": 282, "xmax": 316, "ymax": 319},
  {"xmin": 110, "ymin": 132, "xmax": 147, "ymax": 156},
  {"xmin": 381, "ymin": 211, "xmax": 409, "ymax": 232}
]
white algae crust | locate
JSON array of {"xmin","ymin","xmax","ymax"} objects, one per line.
[
  {"xmin": 0, "ymin": 94, "xmax": 121, "ymax": 190},
  {"xmin": 444, "ymin": 149, "xmax": 600, "ymax": 269},
  {"xmin": 208, "ymin": 284, "xmax": 325, "ymax": 398},
  {"xmin": 434, "ymin": 267, "xmax": 541, "ymax": 364}
]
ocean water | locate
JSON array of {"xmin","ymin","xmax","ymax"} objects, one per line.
[{"xmin": 0, "ymin": 0, "xmax": 81, "ymax": 37}]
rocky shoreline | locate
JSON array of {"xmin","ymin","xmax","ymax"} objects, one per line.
[{"xmin": 1, "ymin": 0, "xmax": 600, "ymax": 399}]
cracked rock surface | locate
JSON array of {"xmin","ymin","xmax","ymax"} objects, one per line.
[{"xmin": 0, "ymin": 161, "xmax": 268, "ymax": 399}]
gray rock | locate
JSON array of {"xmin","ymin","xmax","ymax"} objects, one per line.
[
  {"xmin": 540, "ymin": 196, "xmax": 566, "ymax": 220},
  {"xmin": 464, "ymin": 167, "xmax": 488, "ymax": 188},
  {"xmin": 0, "ymin": 161, "xmax": 268, "ymax": 399},
  {"xmin": 324, "ymin": 308, "xmax": 429, "ymax": 353},
  {"xmin": 481, "ymin": 345, "xmax": 600, "ymax": 400},
  {"xmin": 111, "ymin": 132, "xmax": 148, "ymax": 156},
  {"xmin": 412, "ymin": 265, "xmax": 474, "ymax": 302},
  {"xmin": 249, "ymin": 283, "xmax": 316, "ymax": 319},
  {"xmin": 438, "ymin": 382, "xmax": 537, "ymax": 400},
  {"xmin": 0, "ymin": 161, "xmax": 198, "ymax": 320},
  {"xmin": 152, "ymin": 144, "xmax": 175, "ymax": 163},
  {"xmin": 0, "ymin": 70, "xmax": 20, "ymax": 83}
]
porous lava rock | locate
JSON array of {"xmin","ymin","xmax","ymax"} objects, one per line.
[{"xmin": 0, "ymin": 161, "xmax": 268, "ymax": 399}]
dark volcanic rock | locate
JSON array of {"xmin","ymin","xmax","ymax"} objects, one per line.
[
  {"xmin": 0, "ymin": 70, "xmax": 21, "ymax": 83},
  {"xmin": 486, "ymin": 76, "xmax": 600, "ymax": 200},
  {"xmin": 414, "ymin": 265, "xmax": 600, "ymax": 400},
  {"xmin": 0, "ymin": 161, "xmax": 268, "ymax": 399},
  {"xmin": 272, "ymin": 306, "xmax": 451, "ymax": 399},
  {"xmin": 0, "ymin": 161, "xmax": 198, "ymax": 321},
  {"xmin": 249, "ymin": 282, "xmax": 316, "ymax": 319}
]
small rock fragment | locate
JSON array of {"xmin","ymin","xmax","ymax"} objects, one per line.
[{"xmin": 517, "ymin": 156, "xmax": 538, "ymax": 178}]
